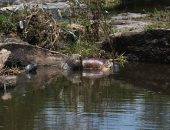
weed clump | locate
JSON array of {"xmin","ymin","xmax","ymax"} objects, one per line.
[
  {"xmin": 0, "ymin": 13, "xmax": 15, "ymax": 34},
  {"xmin": 0, "ymin": 7, "xmax": 61, "ymax": 50},
  {"xmin": 16, "ymin": 8, "xmax": 60, "ymax": 50}
]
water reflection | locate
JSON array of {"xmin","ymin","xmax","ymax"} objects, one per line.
[
  {"xmin": 0, "ymin": 63, "xmax": 170, "ymax": 130},
  {"xmin": 115, "ymin": 63, "xmax": 170, "ymax": 94},
  {"xmin": 1, "ymin": 92, "xmax": 12, "ymax": 100}
]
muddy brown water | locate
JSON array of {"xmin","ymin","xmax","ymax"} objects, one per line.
[{"xmin": 0, "ymin": 63, "xmax": 170, "ymax": 130}]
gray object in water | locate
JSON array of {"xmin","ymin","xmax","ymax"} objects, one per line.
[{"xmin": 25, "ymin": 64, "xmax": 37, "ymax": 73}]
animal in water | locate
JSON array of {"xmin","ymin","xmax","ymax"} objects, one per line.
[
  {"xmin": 82, "ymin": 58, "xmax": 113, "ymax": 72},
  {"xmin": 62, "ymin": 54, "xmax": 113, "ymax": 72},
  {"xmin": 61, "ymin": 54, "xmax": 82, "ymax": 71}
]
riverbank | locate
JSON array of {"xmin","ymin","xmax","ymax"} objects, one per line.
[
  {"xmin": 1, "ymin": 1, "xmax": 170, "ymax": 89},
  {"xmin": 101, "ymin": 6, "xmax": 170, "ymax": 63},
  {"xmin": 102, "ymin": 29, "xmax": 170, "ymax": 63},
  {"xmin": 1, "ymin": 1, "xmax": 169, "ymax": 62}
]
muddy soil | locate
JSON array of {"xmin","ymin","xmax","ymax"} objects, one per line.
[{"xmin": 102, "ymin": 29, "xmax": 170, "ymax": 63}]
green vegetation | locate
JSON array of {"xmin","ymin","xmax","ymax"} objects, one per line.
[
  {"xmin": 0, "ymin": 13, "xmax": 15, "ymax": 33},
  {"xmin": 115, "ymin": 53, "xmax": 127, "ymax": 66},
  {"xmin": 145, "ymin": 9, "xmax": 170, "ymax": 29},
  {"xmin": 64, "ymin": 40, "xmax": 99, "ymax": 57}
]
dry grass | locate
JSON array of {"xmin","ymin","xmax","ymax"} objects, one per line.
[
  {"xmin": 15, "ymin": 7, "xmax": 61, "ymax": 50},
  {"xmin": 0, "ymin": 67, "xmax": 22, "ymax": 75}
]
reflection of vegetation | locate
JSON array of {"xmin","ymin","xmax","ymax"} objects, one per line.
[
  {"xmin": 49, "ymin": 76, "xmax": 136, "ymax": 112},
  {"xmin": 0, "ymin": 88, "xmax": 47, "ymax": 130},
  {"xmin": 1, "ymin": 74, "xmax": 170, "ymax": 129}
]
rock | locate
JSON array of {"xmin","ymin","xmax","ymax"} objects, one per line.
[
  {"xmin": 0, "ymin": 42, "xmax": 68, "ymax": 67},
  {"xmin": 0, "ymin": 49, "xmax": 11, "ymax": 69},
  {"xmin": 0, "ymin": 1, "xmax": 71, "ymax": 19},
  {"xmin": 0, "ymin": 0, "xmax": 60, "ymax": 5},
  {"xmin": 110, "ymin": 12, "xmax": 150, "ymax": 32},
  {"xmin": 112, "ymin": 12, "xmax": 148, "ymax": 20},
  {"xmin": 111, "ymin": 20, "xmax": 148, "ymax": 32},
  {"xmin": 43, "ymin": 2, "xmax": 70, "ymax": 9},
  {"xmin": 0, "ymin": 2, "xmax": 71, "ymax": 17}
]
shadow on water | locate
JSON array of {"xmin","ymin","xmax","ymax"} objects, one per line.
[
  {"xmin": 115, "ymin": 63, "xmax": 170, "ymax": 94},
  {"xmin": 0, "ymin": 63, "xmax": 170, "ymax": 129}
]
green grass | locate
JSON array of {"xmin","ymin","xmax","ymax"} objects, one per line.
[
  {"xmin": 65, "ymin": 40, "xmax": 99, "ymax": 57},
  {"xmin": 0, "ymin": 14, "xmax": 16, "ymax": 33},
  {"xmin": 145, "ymin": 9, "xmax": 170, "ymax": 29},
  {"xmin": 114, "ymin": 53, "xmax": 127, "ymax": 66}
]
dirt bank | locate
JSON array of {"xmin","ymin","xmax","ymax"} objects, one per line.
[{"xmin": 102, "ymin": 29, "xmax": 170, "ymax": 63}]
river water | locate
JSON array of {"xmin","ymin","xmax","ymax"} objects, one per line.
[{"xmin": 0, "ymin": 63, "xmax": 170, "ymax": 130}]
